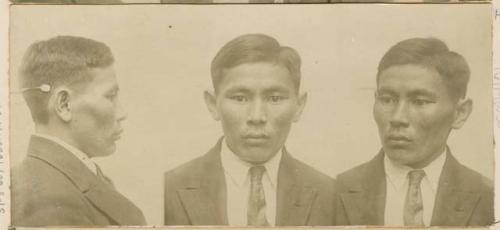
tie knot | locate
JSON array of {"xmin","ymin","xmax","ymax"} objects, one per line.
[
  {"xmin": 408, "ymin": 169, "xmax": 426, "ymax": 184},
  {"xmin": 249, "ymin": 165, "xmax": 266, "ymax": 180}
]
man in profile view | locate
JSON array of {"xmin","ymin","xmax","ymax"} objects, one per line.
[
  {"xmin": 11, "ymin": 0, "xmax": 122, "ymax": 4},
  {"xmin": 164, "ymin": 33, "xmax": 336, "ymax": 226},
  {"xmin": 11, "ymin": 36, "xmax": 146, "ymax": 226},
  {"xmin": 335, "ymin": 37, "xmax": 493, "ymax": 226}
]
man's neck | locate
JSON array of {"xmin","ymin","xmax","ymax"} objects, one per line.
[
  {"xmin": 34, "ymin": 124, "xmax": 85, "ymax": 156},
  {"xmin": 407, "ymin": 147, "xmax": 447, "ymax": 169}
]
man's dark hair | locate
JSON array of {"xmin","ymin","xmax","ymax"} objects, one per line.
[
  {"xmin": 211, "ymin": 33, "xmax": 301, "ymax": 93},
  {"xmin": 377, "ymin": 37, "xmax": 470, "ymax": 100},
  {"xmin": 20, "ymin": 35, "xmax": 114, "ymax": 124}
]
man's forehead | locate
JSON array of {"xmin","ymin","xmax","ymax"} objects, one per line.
[
  {"xmin": 217, "ymin": 63, "xmax": 298, "ymax": 90},
  {"xmin": 379, "ymin": 64, "xmax": 446, "ymax": 85},
  {"xmin": 223, "ymin": 83, "xmax": 293, "ymax": 92},
  {"xmin": 73, "ymin": 66, "xmax": 117, "ymax": 91}
]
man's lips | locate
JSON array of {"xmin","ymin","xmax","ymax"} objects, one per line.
[
  {"xmin": 387, "ymin": 135, "xmax": 411, "ymax": 141},
  {"xmin": 386, "ymin": 135, "xmax": 411, "ymax": 145},
  {"xmin": 243, "ymin": 134, "xmax": 268, "ymax": 139},
  {"xmin": 112, "ymin": 130, "xmax": 123, "ymax": 140},
  {"xmin": 242, "ymin": 133, "xmax": 269, "ymax": 144}
]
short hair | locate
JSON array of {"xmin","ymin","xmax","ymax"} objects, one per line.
[
  {"xmin": 377, "ymin": 37, "xmax": 470, "ymax": 100},
  {"xmin": 210, "ymin": 34, "xmax": 301, "ymax": 93},
  {"xmin": 20, "ymin": 35, "xmax": 114, "ymax": 124}
]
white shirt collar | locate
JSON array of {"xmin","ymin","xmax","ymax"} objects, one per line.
[
  {"xmin": 384, "ymin": 149, "xmax": 447, "ymax": 192},
  {"xmin": 33, "ymin": 133, "xmax": 98, "ymax": 175},
  {"xmin": 220, "ymin": 138, "xmax": 282, "ymax": 188}
]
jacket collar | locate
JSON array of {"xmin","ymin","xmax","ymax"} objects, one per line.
[
  {"xmin": 275, "ymin": 148, "xmax": 318, "ymax": 226},
  {"xmin": 430, "ymin": 150, "xmax": 482, "ymax": 226},
  {"xmin": 176, "ymin": 137, "xmax": 228, "ymax": 225},
  {"xmin": 339, "ymin": 150, "xmax": 386, "ymax": 225}
]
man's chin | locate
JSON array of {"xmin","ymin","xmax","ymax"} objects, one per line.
[
  {"xmin": 89, "ymin": 145, "xmax": 116, "ymax": 158},
  {"xmin": 384, "ymin": 149, "xmax": 419, "ymax": 166},
  {"xmin": 237, "ymin": 148, "xmax": 279, "ymax": 164}
]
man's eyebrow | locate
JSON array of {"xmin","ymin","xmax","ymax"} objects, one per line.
[
  {"xmin": 263, "ymin": 86, "xmax": 291, "ymax": 94},
  {"xmin": 224, "ymin": 85, "xmax": 252, "ymax": 94},
  {"xmin": 376, "ymin": 87, "xmax": 397, "ymax": 95},
  {"xmin": 408, "ymin": 89, "xmax": 438, "ymax": 98}
]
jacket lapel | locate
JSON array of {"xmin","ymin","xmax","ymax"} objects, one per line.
[
  {"xmin": 177, "ymin": 188, "xmax": 222, "ymax": 225},
  {"xmin": 84, "ymin": 182, "xmax": 147, "ymax": 225},
  {"xmin": 27, "ymin": 135, "xmax": 146, "ymax": 225},
  {"xmin": 340, "ymin": 151, "xmax": 386, "ymax": 225},
  {"xmin": 431, "ymin": 152, "xmax": 480, "ymax": 226},
  {"xmin": 177, "ymin": 139, "xmax": 227, "ymax": 225},
  {"xmin": 276, "ymin": 150, "xmax": 317, "ymax": 226}
]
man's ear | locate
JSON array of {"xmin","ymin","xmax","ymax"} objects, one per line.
[
  {"xmin": 293, "ymin": 92, "xmax": 308, "ymax": 122},
  {"xmin": 204, "ymin": 90, "xmax": 220, "ymax": 121},
  {"xmin": 51, "ymin": 88, "xmax": 72, "ymax": 122},
  {"xmin": 452, "ymin": 98, "xmax": 472, "ymax": 129}
]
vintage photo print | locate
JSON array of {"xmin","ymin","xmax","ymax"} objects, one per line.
[
  {"xmin": 8, "ymin": 0, "xmax": 490, "ymax": 4},
  {"xmin": 8, "ymin": 3, "xmax": 493, "ymax": 227}
]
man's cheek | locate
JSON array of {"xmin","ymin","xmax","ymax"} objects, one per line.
[
  {"xmin": 87, "ymin": 109, "xmax": 114, "ymax": 135},
  {"xmin": 273, "ymin": 109, "xmax": 297, "ymax": 126},
  {"xmin": 221, "ymin": 112, "xmax": 243, "ymax": 126}
]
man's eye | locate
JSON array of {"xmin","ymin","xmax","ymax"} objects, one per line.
[
  {"xmin": 230, "ymin": 95, "xmax": 247, "ymax": 102},
  {"xmin": 106, "ymin": 94, "xmax": 117, "ymax": 100},
  {"xmin": 412, "ymin": 98, "xmax": 432, "ymax": 106},
  {"xmin": 377, "ymin": 95, "xmax": 396, "ymax": 105},
  {"xmin": 268, "ymin": 95, "xmax": 285, "ymax": 103}
]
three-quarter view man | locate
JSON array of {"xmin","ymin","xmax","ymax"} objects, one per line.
[{"xmin": 335, "ymin": 37, "xmax": 494, "ymax": 227}]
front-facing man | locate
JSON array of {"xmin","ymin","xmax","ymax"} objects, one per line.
[
  {"xmin": 11, "ymin": 36, "xmax": 146, "ymax": 226},
  {"xmin": 336, "ymin": 38, "xmax": 493, "ymax": 226},
  {"xmin": 164, "ymin": 34, "xmax": 335, "ymax": 226}
]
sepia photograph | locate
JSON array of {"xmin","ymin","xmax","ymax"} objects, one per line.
[
  {"xmin": 8, "ymin": 0, "xmax": 490, "ymax": 4},
  {"xmin": 8, "ymin": 3, "xmax": 493, "ymax": 227}
]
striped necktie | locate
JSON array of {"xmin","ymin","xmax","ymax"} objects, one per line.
[
  {"xmin": 404, "ymin": 169, "xmax": 426, "ymax": 226},
  {"xmin": 247, "ymin": 165, "xmax": 270, "ymax": 226}
]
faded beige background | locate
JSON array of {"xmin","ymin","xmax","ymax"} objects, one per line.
[{"xmin": 10, "ymin": 4, "xmax": 492, "ymax": 225}]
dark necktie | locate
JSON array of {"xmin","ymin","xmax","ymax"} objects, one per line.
[
  {"xmin": 247, "ymin": 165, "xmax": 270, "ymax": 226},
  {"xmin": 404, "ymin": 169, "xmax": 426, "ymax": 226},
  {"xmin": 95, "ymin": 164, "xmax": 115, "ymax": 187}
]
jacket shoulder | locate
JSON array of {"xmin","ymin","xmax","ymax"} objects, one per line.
[
  {"xmin": 164, "ymin": 153, "xmax": 211, "ymax": 187},
  {"xmin": 336, "ymin": 160, "xmax": 372, "ymax": 185},
  {"xmin": 12, "ymin": 157, "xmax": 86, "ymax": 197},
  {"xmin": 12, "ymin": 157, "xmax": 93, "ymax": 226},
  {"xmin": 289, "ymin": 156, "xmax": 335, "ymax": 186},
  {"xmin": 453, "ymin": 161, "xmax": 493, "ymax": 192}
]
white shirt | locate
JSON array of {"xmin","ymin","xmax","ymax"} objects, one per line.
[
  {"xmin": 34, "ymin": 133, "xmax": 98, "ymax": 175},
  {"xmin": 220, "ymin": 138, "xmax": 282, "ymax": 226},
  {"xmin": 384, "ymin": 150, "xmax": 447, "ymax": 226}
]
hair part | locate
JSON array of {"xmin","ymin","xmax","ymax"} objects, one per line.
[
  {"xmin": 210, "ymin": 34, "xmax": 301, "ymax": 94},
  {"xmin": 377, "ymin": 37, "xmax": 470, "ymax": 100},
  {"xmin": 20, "ymin": 35, "xmax": 114, "ymax": 124}
]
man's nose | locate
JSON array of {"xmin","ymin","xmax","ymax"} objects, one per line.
[
  {"xmin": 116, "ymin": 101, "xmax": 127, "ymax": 122},
  {"xmin": 389, "ymin": 100, "xmax": 409, "ymax": 128},
  {"xmin": 247, "ymin": 99, "xmax": 267, "ymax": 125}
]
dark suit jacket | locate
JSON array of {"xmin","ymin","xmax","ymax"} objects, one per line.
[
  {"xmin": 164, "ymin": 139, "xmax": 336, "ymax": 226},
  {"xmin": 11, "ymin": 135, "xmax": 146, "ymax": 226},
  {"xmin": 335, "ymin": 150, "xmax": 494, "ymax": 226}
]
